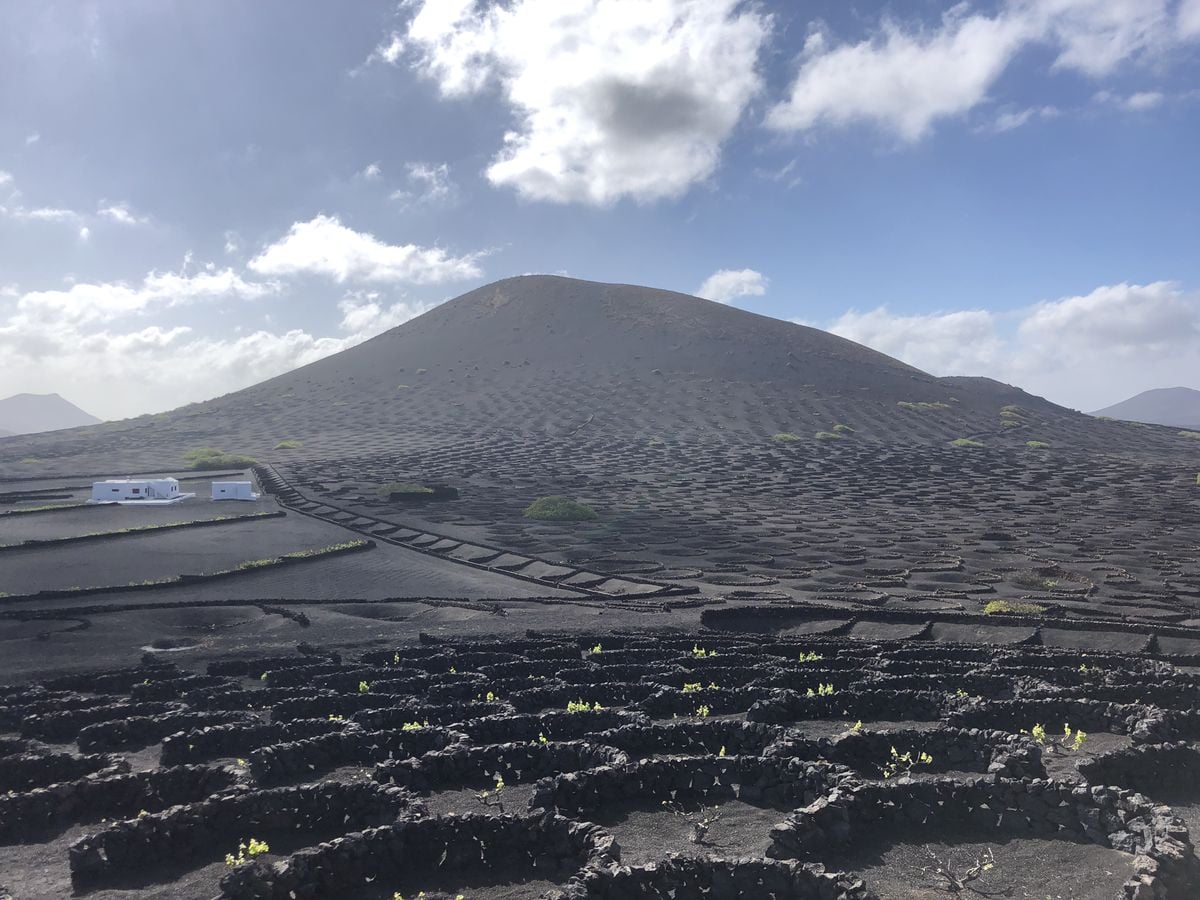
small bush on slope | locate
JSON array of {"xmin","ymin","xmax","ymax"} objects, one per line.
[{"xmin": 523, "ymin": 496, "xmax": 598, "ymax": 521}]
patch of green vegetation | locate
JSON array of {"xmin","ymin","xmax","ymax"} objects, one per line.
[
  {"xmin": 19, "ymin": 457, "xmax": 43, "ymax": 465},
  {"xmin": 1026, "ymin": 440, "xmax": 1050, "ymax": 449},
  {"xmin": 273, "ymin": 440, "xmax": 303, "ymax": 450},
  {"xmin": 396, "ymin": 384, "xmax": 411, "ymax": 390},
  {"xmin": 951, "ymin": 438, "xmax": 984, "ymax": 448},
  {"xmin": 236, "ymin": 558, "xmax": 276, "ymax": 571},
  {"xmin": 377, "ymin": 482, "xmax": 434, "ymax": 497},
  {"xmin": 282, "ymin": 540, "xmax": 368, "ymax": 559},
  {"xmin": 897, "ymin": 401, "xmax": 951, "ymax": 411},
  {"xmin": 1179, "ymin": 430, "xmax": 1200, "ymax": 440},
  {"xmin": 1000, "ymin": 405, "xmax": 1025, "ymax": 419},
  {"xmin": 773, "ymin": 432, "xmax": 800, "ymax": 442},
  {"xmin": 1011, "ymin": 572, "xmax": 1059, "ymax": 591},
  {"xmin": 185, "ymin": 447, "xmax": 257, "ymax": 470},
  {"xmin": 983, "ymin": 600, "xmax": 1047, "ymax": 616},
  {"xmin": 523, "ymin": 496, "xmax": 598, "ymax": 521},
  {"xmin": 831, "ymin": 423, "xmax": 854, "ymax": 433},
  {"xmin": 1, "ymin": 503, "xmax": 85, "ymax": 516},
  {"xmin": 1196, "ymin": 473, "xmax": 1200, "ymax": 486},
  {"xmin": 814, "ymin": 431, "xmax": 843, "ymax": 441}
]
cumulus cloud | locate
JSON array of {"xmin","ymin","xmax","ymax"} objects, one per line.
[
  {"xmin": 14, "ymin": 268, "xmax": 277, "ymax": 327},
  {"xmin": 357, "ymin": 162, "xmax": 382, "ymax": 180},
  {"xmin": 819, "ymin": 280, "xmax": 1200, "ymax": 410},
  {"xmin": 768, "ymin": 8, "xmax": 1029, "ymax": 141},
  {"xmin": 403, "ymin": 0, "xmax": 770, "ymax": 205},
  {"xmin": 768, "ymin": 0, "xmax": 1198, "ymax": 141},
  {"xmin": 828, "ymin": 307, "xmax": 1005, "ymax": 374},
  {"xmin": 247, "ymin": 214, "xmax": 484, "ymax": 284},
  {"xmin": 0, "ymin": 275, "xmax": 436, "ymax": 419},
  {"xmin": 97, "ymin": 202, "xmax": 149, "ymax": 226},
  {"xmin": 697, "ymin": 268, "xmax": 768, "ymax": 304}
]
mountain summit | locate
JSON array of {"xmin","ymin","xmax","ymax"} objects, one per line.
[{"xmin": 0, "ymin": 392, "xmax": 101, "ymax": 436}]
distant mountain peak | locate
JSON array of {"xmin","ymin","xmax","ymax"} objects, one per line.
[
  {"xmin": 1091, "ymin": 386, "xmax": 1200, "ymax": 430},
  {"xmin": 0, "ymin": 392, "xmax": 102, "ymax": 436}
]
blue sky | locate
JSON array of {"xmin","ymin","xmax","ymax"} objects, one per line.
[{"xmin": 2, "ymin": 0, "xmax": 1199, "ymax": 419}]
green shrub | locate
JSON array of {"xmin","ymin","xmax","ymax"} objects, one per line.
[
  {"xmin": 951, "ymin": 438, "xmax": 984, "ymax": 448},
  {"xmin": 1011, "ymin": 572, "xmax": 1058, "ymax": 591},
  {"xmin": 1195, "ymin": 473, "xmax": 1200, "ymax": 486},
  {"xmin": 273, "ymin": 440, "xmax": 303, "ymax": 450},
  {"xmin": 814, "ymin": 431, "xmax": 843, "ymax": 441},
  {"xmin": 1000, "ymin": 405, "xmax": 1025, "ymax": 419},
  {"xmin": 983, "ymin": 600, "xmax": 1047, "ymax": 616},
  {"xmin": 185, "ymin": 448, "xmax": 257, "ymax": 470},
  {"xmin": 898, "ymin": 401, "xmax": 950, "ymax": 411},
  {"xmin": 831, "ymin": 423, "xmax": 854, "ymax": 433},
  {"xmin": 773, "ymin": 432, "xmax": 800, "ymax": 442},
  {"xmin": 1026, "ymin": 440, "xmax": 1050, "ymax": 449},
  {"xmin": 523, "ymin": 496, "xmax": 597, "ymax": 521},
  {"xmin": 377, "ymin": 482, "xmax": 433, "ymax": 497},
  {"xmin": 1180, "ymin": 431, "xmax": 1200, "ymax": 440}
]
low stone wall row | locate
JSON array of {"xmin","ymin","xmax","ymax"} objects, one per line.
[
  {"xmin": 250, "ymin": 725, "xmax": 461, "ymax": 785},
  {"xmin": 375, "ymin": 740, "xmax": 628, "ymax": 792},
  {"xmin": 161, "ymin": 717, "xmax": 349, "ymax": 765},
  {"xmin": 533, "ymin": 757, "xmax": 858, "ymax": 818},
  {"xmin": 68, "ymin": 781, "xmax": 418, "ymax": 886},
  {"xmin": 768, "ymin": 777, "xmax": 1199, "ymax": 899},
  {"xmin": 218, "ymin": 813, "xmax": 616, "ymax": 900},
  {"xmin": 0, "ymin": 751, "xmax": 128, "ymax": 793},
  {"xmin": 0, "ymin": 764, "xmax": 239, "ymax": 844},
  {"xmin": 459, "ymin": 710, "xmax": 647, "ymax": 745},
  {"xmin": 748, "ymin": 689, "xmax": 948, "ymax": 726},
  {"xmin": 594, "ymin": 720, "xmax": 786, "ymax": 759},
  {"xmin": 21, "ymin": 700, "xmax": 185, "ymax": 742},
  {"xmin": 77, "ymin": 710, "xmax": 257, "ymax": 752},
  {"xmin": 564, "ymin": 857, "xmax": 874, "ymax": 900},
  {"xmin": 1077, "ymin": 742, "xmax": 1200, "ymax": 800},
  {"xmin": 767, "ymin": 725, "xmax": 1043, "ymax": 780}
]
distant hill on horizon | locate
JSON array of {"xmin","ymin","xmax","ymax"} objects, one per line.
[
  {"xmin": 0, "ymin": 392, "xmax": 102, "ymax": 436},
  {"xmin": 1091, "ymin": 386, "xmax": 1200, "ymax": 430}
]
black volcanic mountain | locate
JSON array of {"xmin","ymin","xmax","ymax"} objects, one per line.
[
  {"xmin": 1092, "ymin": 386, "xmax": 1200, "ymax": 430},
  {"xmin": 0, "ymin": 392, "xmax": 101, "ymax": 436},
  {"xmin": 0, "ymin": 275, "xmax": 1170, "ymax": 473}
]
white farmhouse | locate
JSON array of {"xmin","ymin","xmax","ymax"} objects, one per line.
[
  {"xmin": 89, "ymin": 477, "xmax": 195, "ymax": 505},
  {"xmin": 212, "ymin": 481, "xmax": 260, "ymax": 501}
]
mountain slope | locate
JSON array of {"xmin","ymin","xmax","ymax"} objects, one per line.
[
  {"xmin": 0, "ymin": 275, "xmax": 1150, "ymax": 473},
  {"xmin": 0, "ymin": 393, "xmax": 101, "ymax": 435},
  {"xmin": 1092, "ymin": 387, "xmax": 1200, "ymax": 430}
]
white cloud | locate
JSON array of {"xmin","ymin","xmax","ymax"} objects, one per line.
[
  {"xmin": 97, "ymin": 202, "xmax": 149, "ymax": 226},
  {"xmin": 0, "ymin": 276, "xmax": 437, "ymax": 419},
  {"xmin": 223, "ymin": 230, "xmax": 240, "ymax": 255},
  {"xmin": 367, "ymin": 31, "xmax": 406, "ymax": 67},
  {"xmin": 15, "ymin": 268, "xmax": 277, "ymax": 327},
  {"xmin": 0, "ymin": 171, "xmax": 12, "ymax": 186},
  {"xmin": 1182, "ymin": 0, "xmax": 1200, "ymax": 37},
  {"xmin": 985, "ymin": 105, "xmax": 1061, "ymax": 133},
  {"xmin": 403, "ymin": 0, "xmax": 770, "ymax": 205},
  {"xmin": 768, "ymin": 0, "xmax": 1198, "ymax": 142},
  {"xmin": 357, "ymin": 162, "xmax": 382, "ymax": 180},
  {"xmin": 390, "ymin": 162, "xmax": 457, "ymax": 207},
  {"xmin": 768, "ymin": 8, "xmax": 1030, "ymax": 141},
  {"xmin": 24, "ymin": 133, "xmax": 40, "ymax": 146},
  {"xmin": 247, "ymin": 214, "xmax": 484, "ymax": 284},
  {"xmin": 2, "ymin": 204, "xmax": 84, "ymax": 225},
  {"xmin": 818, "ymin": 281, "xmax": 1200, "ymax": 410},
  {"xmin": 828, "ymin": 307, "xmax": 1005, "ymax": 374},
  {"xmin": 697, "ymin": 268, "xmax": 768, "ymax": 304},
  {"xmin": 337, "ymin": 293, "xmax": 433, "ymax": 335}
]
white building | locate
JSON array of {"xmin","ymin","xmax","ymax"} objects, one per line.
[
  {"xmin": 212, "ymin": 481, "xmax": 260, "ymax": 501},
  {"xmin": 89, "ymin": 477, "xmax": 194, "ymax": 505}
]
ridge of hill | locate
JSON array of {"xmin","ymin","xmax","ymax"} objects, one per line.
[{"xmin": 0, "ymin": 276, "xmax": 1182, "ymax": 473}]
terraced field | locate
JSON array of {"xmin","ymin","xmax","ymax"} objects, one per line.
[{"xmin": 3, "ymin": 634, "xmax": 1200, "ymax": 899}]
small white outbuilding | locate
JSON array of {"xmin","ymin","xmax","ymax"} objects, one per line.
[
  {"xmin": 90, "ymin": 477, "xmax": 194, "ymax": 505},
  {"xmin": 212, "ymin": 481, "xmax": 260, "ymax": 501}
]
